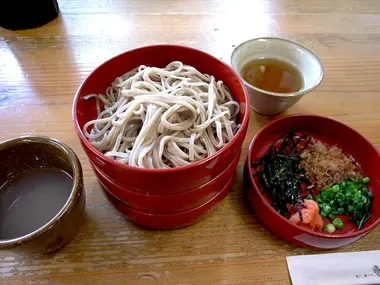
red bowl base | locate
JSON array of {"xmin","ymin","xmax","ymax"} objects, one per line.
[{"xmin": 102, "ymin": 174, "xmax": 235, "ymax": 230}]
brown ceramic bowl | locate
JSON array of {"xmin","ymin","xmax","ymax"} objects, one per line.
[{"xmin": 0, "ymin": 136, "xmax": 85, "ymax": 256}]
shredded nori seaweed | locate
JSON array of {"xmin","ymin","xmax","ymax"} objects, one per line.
[{"xmin": 251, "ymin": 132, "xmax": 312, "ymax": 220}]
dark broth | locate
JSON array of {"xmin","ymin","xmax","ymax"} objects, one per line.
[
  {"xmin": 0, "ymin": 168, "xmax": 73, "ymax": 239},
  {"xmin": 242, "ymin": 58, "xmax": 303, "ymax": 93}
]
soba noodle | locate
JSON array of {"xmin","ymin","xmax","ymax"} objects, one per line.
[{"xmin": 83, "ymin": 61, "xmax": 240, "ymax": 169}]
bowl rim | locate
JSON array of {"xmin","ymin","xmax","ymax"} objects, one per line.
[
  {"xmin": 0, "ymin": 136, "xmax": 83, "ymax": 248},
  {"xmin": 231, "ymin": 37, "xmax": 325, "ymax": 98},
  {"xmin": 246, "ymin": 114, "xmax": 380, "ymax": 239},
  {"xmin": 72, "ymin": 44, "xmax": 250, "ymax": 173}
]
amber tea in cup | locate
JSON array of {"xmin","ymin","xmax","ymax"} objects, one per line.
[
  {"xmin": 231, "ymin": 38, "xmax": 324, "ymax": 115},
  {"xmin": 241, "ymin": 58, "xmax": 304, "ymax": 94}
]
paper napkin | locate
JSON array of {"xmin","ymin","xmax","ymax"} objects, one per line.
[{"xmin": 287, "ymin": 250, "xmax": 380, "ymax": 285}]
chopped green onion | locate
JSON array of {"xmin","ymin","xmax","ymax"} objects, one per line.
[
  {"xmin": 306, "ymin": 194, "xmax": 313, "ymax": 200},
  {"xmin": 328, "ymin": 214, "xmax": 335, "ymax": 221},
  {"xmin": 323, "ymin": 205, "xmax": 332, "ymax": 214},
  {"xmin": 316, "ymin": 179, "xmax": 372, "ymax": 229},
  {"xmin": 336, "ymin": 192, "xmax": 345, "ymax": 200},
  {"xmin": 324, "ymin": 223, "xmax": 336, "ymax": 233},
  {"xmin": 332, "ymin": 218, "xmax": 344, "ymax": 229}
]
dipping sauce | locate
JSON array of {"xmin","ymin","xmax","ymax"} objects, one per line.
[
  {"xmin": 0, "ymin": 168, "xmax": 72, "ymax": 239},
  {"xmin": 242, "ymin": 58, "xmax": 303, "ymax": 93}
]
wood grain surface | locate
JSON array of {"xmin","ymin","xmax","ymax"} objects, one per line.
[{"xmin": 1, "ymin": 0, "xmax": 380, "ymax": 284}]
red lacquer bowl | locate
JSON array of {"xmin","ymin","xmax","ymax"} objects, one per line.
[
  {"xmin": 92, "ymin": 148, "xmax": 241, "ymax": 214},
  {"xmin": 73, "ymin": 45, "xmax": 249, "ymax": 195},
  {"xmin": 102, "ymin": 174, "xmax": 235, "ymax": 230},
  {"xmin": 245, "ymin": 114, "xmax": 380, "ymax": 249}
]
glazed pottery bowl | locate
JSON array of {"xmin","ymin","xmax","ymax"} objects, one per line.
[
  {"xmin": 231, "ymin": 38, "xmax": 323, "ymax": 115},
  {"xmin": 0, "ymin": 136, "xmax": 85, "ymax": 256}
]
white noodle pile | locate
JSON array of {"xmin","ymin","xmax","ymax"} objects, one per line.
[{"xmin": 83, "ymin": 61, "xmax": 240, "ymax": 169}]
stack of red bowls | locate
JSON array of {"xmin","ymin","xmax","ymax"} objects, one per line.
[{"xmin": 73, "ymin": 45, "xmax": 250, "ymax": 229}]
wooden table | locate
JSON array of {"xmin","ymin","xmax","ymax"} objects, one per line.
[{"xmin": 1, "ymin": 0, "xmax": 380, "ymax": 284}]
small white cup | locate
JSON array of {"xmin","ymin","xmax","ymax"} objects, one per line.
[{"xmin": 231, "ymin": 38, "xmax": 324, "ymax": 115}]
